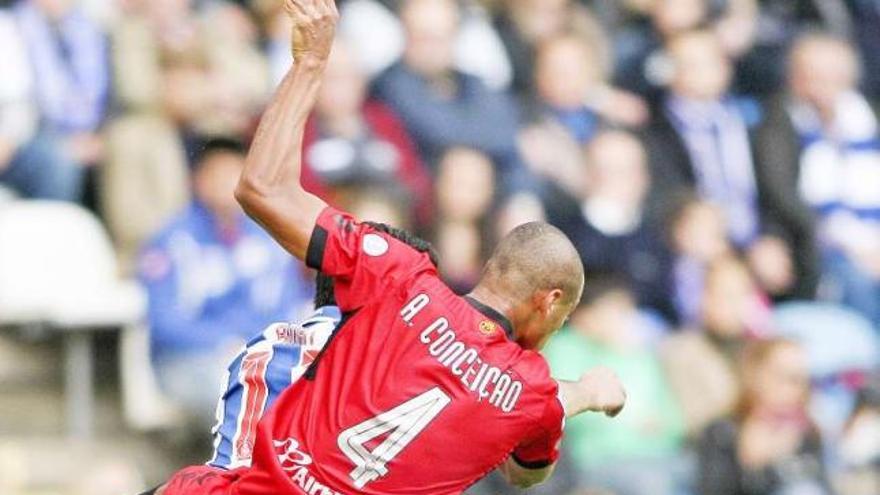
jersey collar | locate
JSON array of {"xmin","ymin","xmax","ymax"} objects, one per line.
[{"xmin": 464, "ymin": 296, "xmax": 515, "ymax": 340}]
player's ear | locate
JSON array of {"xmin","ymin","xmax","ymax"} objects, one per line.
[
  {"xmin": 549, "ymin": 288, "xmax": 565, "ymax": 313},
  {"xmin": 537, "ymin": 289, "xmax": 564, "ymax": 316}
]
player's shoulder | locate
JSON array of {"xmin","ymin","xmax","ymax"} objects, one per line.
[
  {"xmin": 505, "ymin": 346, "xmax": 557, "ymax": 394},
  {"xmin": 318, "ymin": 207, "xmax": 437, "ymax": 269},
  {"xmin": 498, "ymin": 346, "xmax": 562, "ymax": 429}
]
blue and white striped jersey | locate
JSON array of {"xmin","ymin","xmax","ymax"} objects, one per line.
[{"xmin": 208, "ymin": 305, "xmax": 341, "ymax": 469}]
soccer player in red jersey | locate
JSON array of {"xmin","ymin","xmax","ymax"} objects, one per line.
[{"xmin": 149, "ymin": 1, "xmax": 626, "ymax": 494}]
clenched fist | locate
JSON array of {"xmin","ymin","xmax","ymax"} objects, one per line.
[
  {"xmin": 284, "ymin": 0, "xmax": 338, "ymax": 63},
  {"xmin": 578, "ymin": 366, "xmax": 627, "ymax": 418}
]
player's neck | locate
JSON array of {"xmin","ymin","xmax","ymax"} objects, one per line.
[{"xmin": 467, "ymin": 285, "xmax": 518, "ymax": 331}]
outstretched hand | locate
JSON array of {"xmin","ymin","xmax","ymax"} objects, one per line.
[{"xmin": 284, "ymin": 0, "xmax": 338, "ymax": 63}]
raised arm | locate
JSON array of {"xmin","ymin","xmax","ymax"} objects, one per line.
[{"xmin": 234, "ymin": 0, "xmax": 338, "ymax": 260}]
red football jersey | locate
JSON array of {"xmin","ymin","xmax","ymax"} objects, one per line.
[{"xmin": 231, "ymin": 207, "xmax": 565, "ymax": 495}]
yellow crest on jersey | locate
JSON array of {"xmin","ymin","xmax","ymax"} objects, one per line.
[{"xmin": 479, "ymin": 320, "xmax": 497, "ymax": 336}]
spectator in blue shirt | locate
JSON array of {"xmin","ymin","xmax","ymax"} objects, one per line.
[
  {"xmin": 757, "ymin": 33, "xmax": 880, "ymax": 326},
  {"xmin": 0, "ymin": 3, "xmax": 81, "ymax": 201},
  {"xmin": 372, "ymin": 0, "xmax": 524, "ymax": 185},
  {"xmin": 16, "ymin": 0, "xmax": 108, "ymax": 135},
  {"xmin": 645, "ymin": 30, "xmax": 806, "ymax": 300},
  {"xmin": 138, "ymin": 138, "xmax": 312, "ymax": 422},
  {"xmin": 13, "ymin": 0, "xmax": 109, "ymax": 200}
]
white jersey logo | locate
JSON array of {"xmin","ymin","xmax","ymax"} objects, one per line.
[
  {"xmin": 362, "ymin": 234, "xmax": 389, "ymax": 257},
  {"xmin": 274, "ymin": 438, "xmax": 313, "ymax": 469}
]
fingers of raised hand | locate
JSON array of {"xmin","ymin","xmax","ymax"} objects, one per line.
[{"xmin": 285, "ymin": 0, "xmax": 338, "ymax": 21}]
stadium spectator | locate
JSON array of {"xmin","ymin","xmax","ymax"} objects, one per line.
[
  {"xmin": 578, "ymin": 0, "xmax": 654, "ymax": 34},
  {"xmin": 138, "ymin": 138, "xmax": 312, "ymax": 421},
  {"xmin": 0, "ymin": 6, "xmax": 79, "ymax": 201},
  {"xmin": 667, "ymin": 197, "xmax": 734, "ymax": 324},
  {"xmin": 612, "ymin": 0, "xmax": 761, "ymax": 98},
  {"xmin": 516, "ymin": 118, "xmax": 586, "ymax": 232},
  {"xmin": 698, "ymin": 338, "xmax": 832, "ymax": 495},
  {"xmin": 544, "ymin": 278, "xmax": 688, "ymax": 495},
  {"xmin": 662, "ymin": 256, "xmax": 770, "ymax": 437},
  {"xmin": 101, "ymin": 59, "xmax": 195, "ymax": 271},
  {"xmin": 15, "ymin": 0, "xmax": 109, "ymax": 141},
  {"xmin": 102, "ymin": 0, "xmax": 199, "ymax": 270},
  {"xmin": 433, "ymin": 147, "xmax": 496, "ymax": 293},
  {"xmin": 301, "ymin": 39, "xmax": 432, "ymax": 228},
  {"xmin": 103, "ymin": 0, "xmax": 270, "ymax": 272},
  {"xmin": 528, "ymin": 32, "xmax": 651, "ymax": 131},
  {"xmin": 339, "ymin": 182, "xmax": 413, "ymax": 232},
  {"xmin": 647, "ymin": 29, "xmax": 758, "ymax": 246},
  {"xmin": 337, "ymin": 0, "xmax": 511, "ymax": 89},
  {"xmin": 335, "ymin": 0, "xmax": 403, "ymax": 77},
  {"xmin": 197, "ymin": 2, "xmax": 271, "ymax": 136},
  {"xmin": 612, "ymin": 0, "xmax": 710, "ymax": 98},
  {"xmin": 835, "ymin": 372, "xmax": 880, "ymax": 495},
  {"xmin": 492, "ymin": 0, "xmax": 608, "ymax": 98},
  {"xmin": 756, "ymin": 33, "xmax": 880, "ymax": 325},
  {"xmin": 712, "ymin": 0, "xmax": 758, "ymax": 62},
  {"xmin": 372, "ymin": 0, "xmax": 524, "ymax": 182},
  {"xmin": 256, "ymin": 0, "xmax": 294, "ymax": 85},
  {"xmin": 109, "ymin": 0, "xmax": 268, "ymax": 152},
  {"xmin": 530, "ymin": 35, "xmax": 602, "ymax": 143},
  {"xmin": 733, "ymin": 0, "xmax": 853, "ymax": 95},
  {"xmin": 772, "ymin": 301, "xmax": 880, "ymax": 440},
  {"xmin": 548, "ymin": 129, "xmax": 675, "ymax": 320},
  {"xmin": 646, "ymin": 29, "xmax": 808, "ymax": 300},
  {"xmin": 109, "ymin": 0, "xmax": 202, "ymax": 113},
  {"xmin": 849, "ymin": 0, "xmax": 880, "ymax": 99},
  {"xmin": 493, "ymin": 191, "xmax": 547, "ymax": 242},
  {"xmin": 7, "ymin": 0, "xmax": 109, "ymax": 200}
]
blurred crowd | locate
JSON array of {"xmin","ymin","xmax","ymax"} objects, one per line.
[{"xmin": 1, "ymin": 0, "xmax": 880, "ymax": 494}]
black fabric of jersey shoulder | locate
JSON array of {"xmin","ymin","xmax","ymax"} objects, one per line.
[
  {"xmin": 303, "ymin": 310, "xmax": 355, "ymax": 381},
  {"xmin": 511, "ymin": 452, "xmax": 553, "ymax": 470},
  {"xmin": 306, "ymin": 224, "xmax": 329, "ymax": 271},
  {"xmin": 137, "ymin": 487, "xmax": 159, "ymax": 495}
]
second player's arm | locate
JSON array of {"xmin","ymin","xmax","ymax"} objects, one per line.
[{"xmin": 234, "ymin": 1, "xmax": 337, "ymax": 260}]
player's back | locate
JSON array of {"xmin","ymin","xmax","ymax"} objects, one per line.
[{"xmin": 233, "ymin": 208, "xmax": 564, "ymax": 495}]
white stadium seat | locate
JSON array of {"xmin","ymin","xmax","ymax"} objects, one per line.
[
  {"xmin": 0, "ymin": 200, "xmax": 179, "ymax": 435},
  {"xmin": 0, "ymin": 200, "xmax": 143, "ymax": 327}
]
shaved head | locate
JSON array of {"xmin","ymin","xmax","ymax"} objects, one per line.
[
  {"xmin": 475, "ymin": 221, "xmax": 584, "ymax": 348},
  {"xmin": 483, "ymin": 222, "xmax": 584, "ymax": 306}
]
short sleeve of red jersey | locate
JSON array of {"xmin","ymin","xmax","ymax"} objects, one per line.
[
  {"xmin": 306, "ymin": 207, "xmax": 432, "ymax": 312},
  {"xmin": 511, "ymin": 363, "xmax": 565, "ymax": 469}
]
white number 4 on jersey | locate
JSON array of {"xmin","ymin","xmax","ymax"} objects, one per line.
[{"xmin": 338, "ymin": 388, "xmax": 451, "ymax": 488}]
